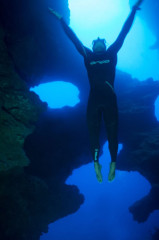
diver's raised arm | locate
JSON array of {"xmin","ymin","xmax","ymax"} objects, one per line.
[
  {"xmin": 133, "ymin": 0, "xmax": 144, "ymax": 10},
  {"xmin": 48, "ymin": 8, "xmax": 63, "ymax": 20},
  {"xmin": 109, "ymin": 0, "xmax": 144, "ymax": 53},
  {"xmin": 48, "ymin": 8, "xmax": 87, "ymax": 57}
]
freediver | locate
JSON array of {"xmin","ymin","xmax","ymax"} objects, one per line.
[{"xmin": 49, "ymin": 0, "xmax": 144, "ymax": 183}]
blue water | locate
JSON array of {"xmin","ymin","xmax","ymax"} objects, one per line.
[
  {"xmin": 41, "ymin": 142, "xmax": 159, "ymax": 240},
  {"xmin": 69, "ymin": 0, "xmax": 159, "ymax": 80},
  {"xmin": 30, "ymin": 80, "xmax": 80, "ymax": 108}
]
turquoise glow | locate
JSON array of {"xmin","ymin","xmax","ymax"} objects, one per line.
[
  {"xmin": 155, "ymin": 96, "xmax": 159, "ymax": 121},
  {"xmin": 68, "ymin": 0, "xmax": 159, "ymax": 80},
  {"xmin": 30, "ymin": 81, "xmax": 80, "ymax": 109}
]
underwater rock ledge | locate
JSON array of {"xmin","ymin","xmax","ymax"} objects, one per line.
[
  {"xmin": 129, "ymin": 185, "xmax": 159, "ymax": 223},
  {"xmin": 116, "ymin": 73, "xmax": 159, "ymax": 223},
  {"xmin": 0, "ymin": 25, "xmax": 46, "ymax": 172},
  {"xmin": 0, "ymin": 1, "xmax": 84, "ymax": 239},
  {"xmin": 0, "ymin": 24, "xmax": 82, "ymax": 240},
  {"xmin": 0, "ymin": 25, "xmax": 53, "ymax": 240}
]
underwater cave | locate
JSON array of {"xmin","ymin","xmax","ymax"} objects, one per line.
[{"xmin": 0, "ymin": 0, "xmax": 159, "ymax": 240}]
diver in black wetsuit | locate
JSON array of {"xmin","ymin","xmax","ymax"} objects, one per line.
[{"xmin": 49, "ymin": 0, "xmax": 144, "ymax": 183}]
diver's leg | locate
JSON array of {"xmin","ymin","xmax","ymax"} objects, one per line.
[
  {"xmin": 106, "ymin": 121, "xmax": 118, "ymax": 182},
  {"xmin": 106, "ymin": 121, "xmax": 118, "ymax": 163},
  {"xmin": 87, "ymin": 98, "xmax": 102, "ymax": 162},
  {"xmin": 87, "ymin": 98, "xmax": 103, "ymax": 182},
  {"xmin": 103, "ymin": 102, "xmax": 118, "ymax": 182}
]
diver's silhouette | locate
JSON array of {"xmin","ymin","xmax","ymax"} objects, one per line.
[{"xmin": 49, "ymin": 0, "xmax": 144, "ymax": 182}]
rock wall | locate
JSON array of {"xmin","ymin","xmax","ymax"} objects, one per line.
[
  {"xmin": 0, "ymin": 24, "xmax": 54, "ymax": 240},
  {"xmin": 0, "ymin": 25, "xmax": 46, "ymax": 171},
  {"xmin": 0, "ymin": 1, "xmax": 84, "ymax": 239},
  {"xmin": 0, "ymin": 0, "xmax": 70, "ymax": 85},
  {"xmin": 115, "ymin": 74, "xmax": 159, "ymax": 222}
]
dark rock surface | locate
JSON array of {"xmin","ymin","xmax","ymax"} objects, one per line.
[
  {"xmin": 0, "ymin": 1, "xmax": 84, "ymax": 239},
  {"xmin": 0, "ymin": 23, "xmax": 56, "ymax": 240},
  {"xmin": 152, "ymin": 228, "xmax": 159, "ymax": 240},
  {"xmin": 0, "ymin": 0, "xmax": 77, "ymax": 86},
  {"xmin": 24, "ymin": 106, "xmax": 90, "ymax": 182},
  {"xmin": 0, "ymin": 168, "xmax": 83, "ymax": 240},
  {"xmin": 129, "ymin": 185, "xmax": 159, "ymax": 222},
  {"xmin": 0, "ymin": 26, "xmax": 46, "ymax": 172},
  {"xmin": 0, "ymin": 169, "xmax": 54, "ymax": 240},
  {"xmin": 115, "ymin": 74, "xmax": 159, "ymax": 222}
]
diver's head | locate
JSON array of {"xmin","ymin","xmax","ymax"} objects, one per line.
[{"xmin": 92, "ymin": 37, "xmax": 106, "ymax": 53}]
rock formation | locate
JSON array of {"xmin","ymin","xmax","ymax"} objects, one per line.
[{"xmin": 0, "ymin": 8, "xmax": 84, "ymax": 240}]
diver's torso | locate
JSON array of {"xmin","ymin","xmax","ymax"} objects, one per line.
[{"xmin": 84, "ymin": 49, "xmax": 117, "ymax": 91}]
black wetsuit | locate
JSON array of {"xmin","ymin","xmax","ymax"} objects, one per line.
[{"xmin": 60, "ymin": 7, "xmax": 138, "ymax": 162}]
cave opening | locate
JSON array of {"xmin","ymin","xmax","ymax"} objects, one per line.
[
  {"xmin": 41, "ymin": 142, "xmax": 159, "ymax": 240},
  {"xmin": 30, "ymin": 80, "xmax": 80, "ymax": 108}
]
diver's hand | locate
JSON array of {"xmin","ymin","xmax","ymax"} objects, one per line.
[
  {"xmin": 48, "ymin": 8, "xmax": 62, "ymax": 20},
  {"xmin": 133, "ymin": 0, "xmax": 144, "ymax": 10}
]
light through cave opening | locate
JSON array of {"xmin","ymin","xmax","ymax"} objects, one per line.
[
  {"xmin": 30, "ymin": 80, "xmax": 80, "ymax": 109},
  {"xmin": 68, "ymin": 0, "xmax": 159, "ymax": 80},
  {"xmin": 41, "ymin": 142, "xmax": 159, "ymax": 240}
]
